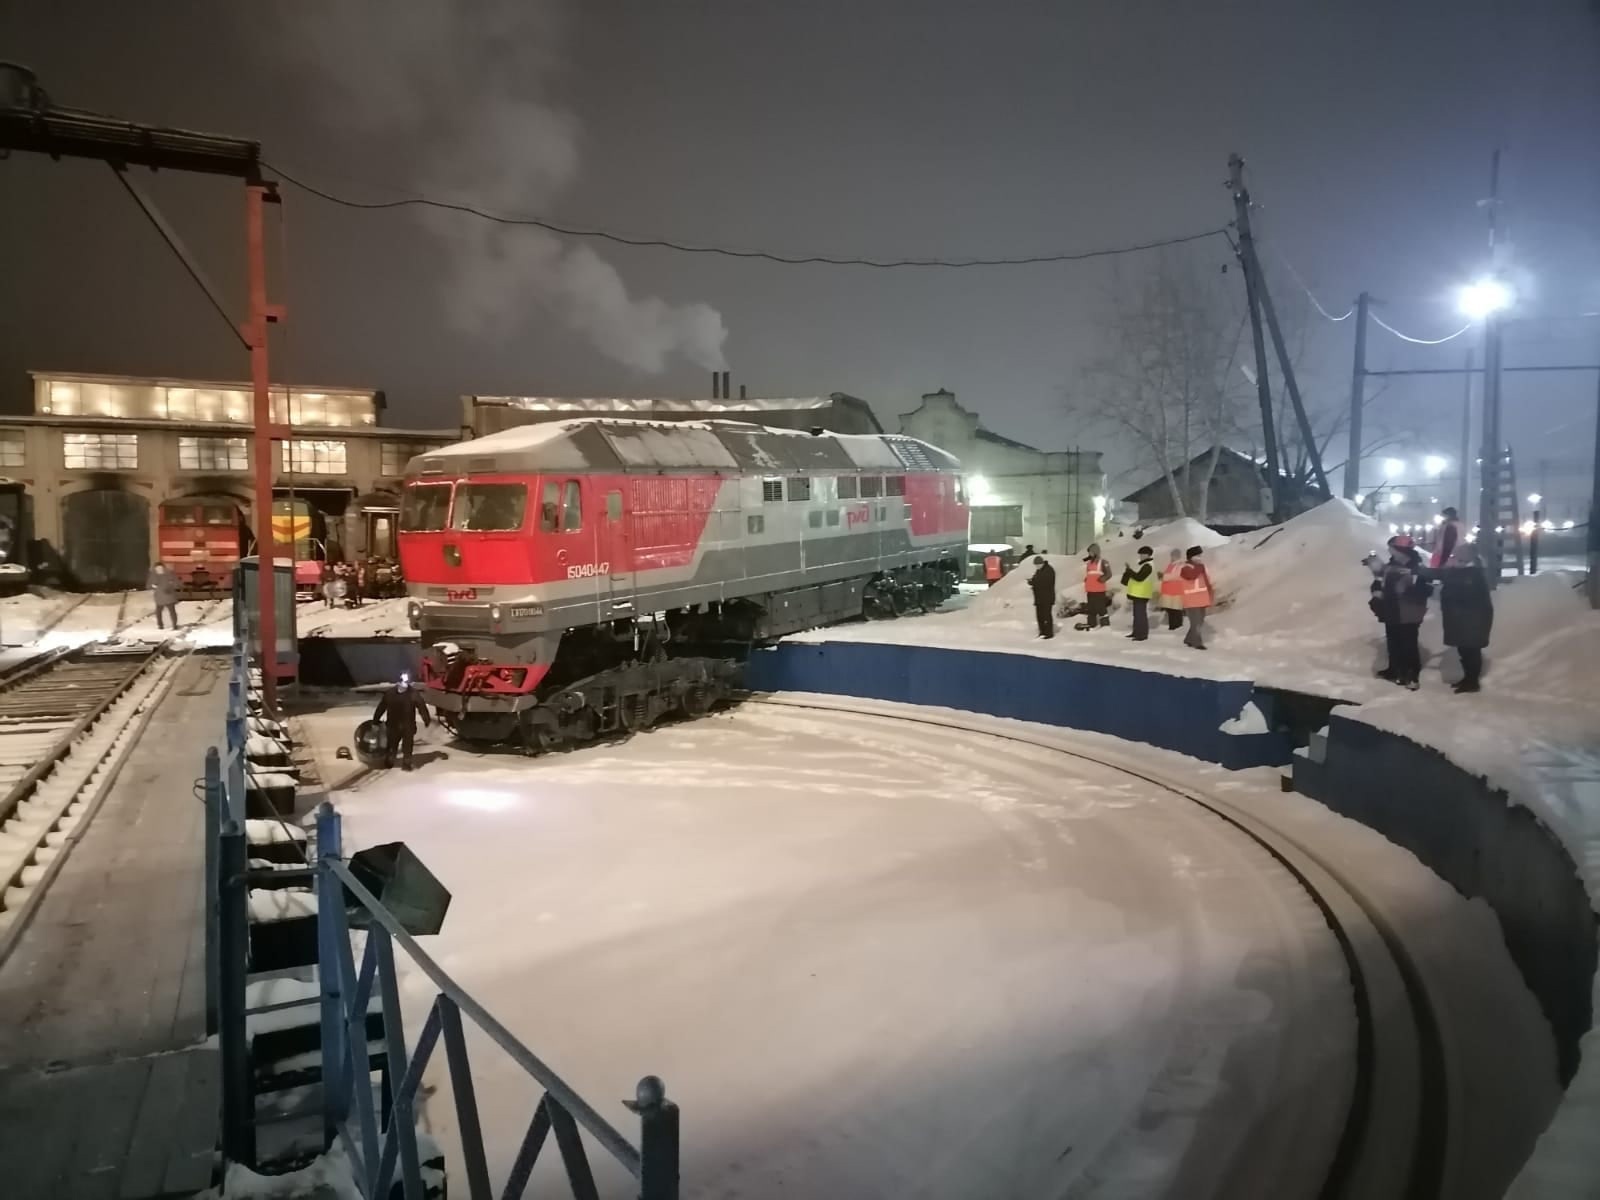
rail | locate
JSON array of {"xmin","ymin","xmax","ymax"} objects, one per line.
[{"xmin": 0, "ymin": 645, "xmax": 169, "ymax": 964}]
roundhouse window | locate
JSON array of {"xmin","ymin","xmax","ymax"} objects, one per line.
[
  {"xmin": 886, "ymin": 475, "xmax": 906, "ymax": 497},
  {"xmin": 860, "ymin": 476, "xmax": 883, "ymax": 498},
  {"xmin": 761, "ymin": 478, "xmax": 783, "ymax": 503},
  {"xmin": 787, "ymin": 477, "xmax": 812, "ymax": 502},
  {"xmin": 837, "ymin": 476, "xmax": 858, "ymax": 500}
]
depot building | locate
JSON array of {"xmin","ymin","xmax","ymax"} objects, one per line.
[{"xmin": 3, "ymin": 372, "xmax": 455, "ymax": 589}]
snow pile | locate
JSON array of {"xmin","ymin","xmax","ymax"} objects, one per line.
[
  {"xmin": 1130, "ymin": 516, "xmax": 1229, "ymax": 552},
  {"xmin": 1220, "ymin": 701, "xmax": 1270, "ymax": 736}
]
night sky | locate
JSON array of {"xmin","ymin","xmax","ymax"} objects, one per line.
[{"xmin": 2, "ymin": 1, "xmax": 1597, "ymax": 506}]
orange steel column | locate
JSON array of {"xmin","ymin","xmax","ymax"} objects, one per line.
[{"xmin": 244, "ymin": 182, "xmax": 286, "ymax": 712}]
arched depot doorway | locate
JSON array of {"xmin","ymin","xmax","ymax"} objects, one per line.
[{"xmin": 63, "ymin": 488, "xmax": 150, "ymax": 589}]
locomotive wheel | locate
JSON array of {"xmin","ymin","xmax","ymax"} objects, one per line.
[
  {"xmin": 682, "ymin": 681, "xmax": 715, "ymax": 717},
  {"xmin": 526, "ymin": 721, "xmax": 565, "ymax": 755},
  {"xmin": 620, "ymin": 692, "xmax": 654, "ymax": 731}
]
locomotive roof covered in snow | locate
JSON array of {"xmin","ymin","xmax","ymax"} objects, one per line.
[{"xmin": 408, "ymin": 419, "xmax": 960, "ymax": 478}]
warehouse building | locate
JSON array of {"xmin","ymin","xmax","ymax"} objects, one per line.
[
  {"xmin": 5, "ymin": 372, "xmax": 455, "ymax": 588},
  {"xmin": 898, "ymin": 388, "xmax": 1104, "ymax": 555}
]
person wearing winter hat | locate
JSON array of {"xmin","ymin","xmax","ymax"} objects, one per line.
[
  {"xmin": 1121, "ymin": 545, "xmax": 1156, "ymax": 641},
  {"xmin": 1369, "ymin": 533, "xmax": 1429, "ymax": 689},
  {"xmin": 1158, "ymin": 547, "xmax": 1186, "ymax": 631},
  {"xmin": 1179, "ymin": 545, "xmax": 1213, "ymax": 649}
]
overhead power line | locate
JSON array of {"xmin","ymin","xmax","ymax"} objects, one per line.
[
  {"xmin": 1263, "ymin": 240, "xmax": 1353, "ymax": 322},
  {"xmin": 265, "ymin": 160, "xmax": 1231, "ymax": 270},
  {"xmin": 1368, "ymin": 311, "xmax": 1475, "ymax": 345}
]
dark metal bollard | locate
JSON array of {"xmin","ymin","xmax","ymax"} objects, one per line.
[
  {"xmin": 218, "ymin": 819, "xmax": 256, "ymax": 1168},
  {"xmin": 204, "ymin": 746, "xmax": 222, "ymax": 1037},
  {"xmin": 630, "ymin": 1075, "xmax": 679, "ymax": 1200}
]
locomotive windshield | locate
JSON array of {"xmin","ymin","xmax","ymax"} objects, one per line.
[
  {"xmin": 450, "ymin": 483, "xmax": 527, "ymax": 532},
  {"xmin": 400, "ymin": 482, "xmax": 452, "ymax": 532}
]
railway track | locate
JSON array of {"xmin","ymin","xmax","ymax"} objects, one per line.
[
  {"xmin": 748, "ymin": 696, "xmax": 1455, "ymax": 1200},
  {"xmin": 0, "ymin": 642, "xmax": 180, "ymax": 960}
]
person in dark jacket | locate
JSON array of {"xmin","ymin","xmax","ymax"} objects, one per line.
[
  {"xmin": 1439, "ymin": 544, "xmax": 1493, "ymax": 693},
  {"xmin": 1121, "ymin": 545, "xmax": 1156, "ymax": 641},
  {"xmin": 373, "ymin": 674, "xmax": 433, "ymax": 769},
  {"xmin": 1369, "ymin": 535, "xmax": 1429, "ymax": 689},
  {"xmin": 1028, "ymin": 556, "xmax": 1057, "ymax": 639},
  {"xmin": 148, "ymin": 562, "xmax": 181, "ymax": 629}
]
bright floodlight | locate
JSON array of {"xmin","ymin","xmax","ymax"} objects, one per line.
[
  {"xmin": 1423, "ymin": 455, "xmax": 1448, "ymax": 477},
  {"xmin": 1564, "ymin": 519, "xmax": 1576, "ymax": 530},
  {"xmin": 1382, "ymin": 457, "xmax": 1405, "ymax": 477},
  {"xmin": 1527, "ymin": 492, "xmax": 1542, "ymax": 506},
  {"xmin": 1458, "ymin": 277, "xmax": 1513, "ymax": 319},
  {"xmin": 1388, "ymin": 491, "xmax": 1405, "ymax": 506}
]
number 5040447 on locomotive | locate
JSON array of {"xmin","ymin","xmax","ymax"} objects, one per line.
[{"xmin": 396, "ymin": 418, "xmax": 969, "ymax": 752}]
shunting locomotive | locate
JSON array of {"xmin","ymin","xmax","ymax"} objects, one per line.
[{"xmin": 397, "ymin": 418, "xmax": 968, "ymax": 750}]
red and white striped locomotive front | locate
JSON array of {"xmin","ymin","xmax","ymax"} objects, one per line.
[{"xmin": 396, "ymin": 419, "xmax": 968, "ymax": 730}]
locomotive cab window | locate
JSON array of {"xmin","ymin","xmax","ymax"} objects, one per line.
[
  {"xmin": 954, "ymin": 477, "xmax": 966, "ymax": 504},
  {"xmin": 561, "ymin": 481, "xmax": 582, "ymax": 531},
  {"xmin": 400, "ymin": 483, "xmax": 452, "ymax": 531},
  {"xmin": 452, "ymin": 483, "xmax": 527, "ymax": 532}
]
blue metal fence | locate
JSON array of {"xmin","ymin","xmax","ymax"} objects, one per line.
[
  {"xmin": 208, "ymin": 639, "xmax": 680, "ymax": 1196},
  {"xmin": 314, "ymin": 803, "xmax": 680, "ymax": 1200}
]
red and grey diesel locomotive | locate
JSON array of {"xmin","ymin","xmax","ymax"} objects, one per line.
[{"xmin": 397, "ymin": 418, "xmax": 968, "ymax": 748}]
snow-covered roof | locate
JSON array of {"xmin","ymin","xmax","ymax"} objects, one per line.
[
  {"xmin": 408, "ymin": 418, "xmax": 957, "ymax": 477},
  {"xmin": 471, "ymin": 394, "xmax": 839, "ymax": 413}
]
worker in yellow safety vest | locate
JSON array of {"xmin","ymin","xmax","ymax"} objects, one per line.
[
  {"xmin": 1120, "ymin": 544, "xmax": 1156, "ymax": 641},
  {"xmin": 1158, "ymin": 548, "xmax": 1186, "ymax": 631}
]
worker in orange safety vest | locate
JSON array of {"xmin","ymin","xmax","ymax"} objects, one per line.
[
  {"xmin": 1179, "ymin": 545, "xmax": 1214, "ymax": 650},
  {"xmin": 983, "ymin": 553, "xmax": 1003, "ymax": 586},
  {"xmin": 1081, "ymin": 543, "xmax": 1112, "ymax": 629},
  {"xmin": 1158, "ymin": 548, "xmax": 1186, "ymax": 631}
]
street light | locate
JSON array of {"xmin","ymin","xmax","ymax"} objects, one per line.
[
  {"xmin": 1423, "ymin": 455, "xmax": 1448, "ymax": 477},
  {"xmin": 1528, "ymin": 492, "xmax": 1542, "ymax": 506},
  {"xmin": 1388, "ymin": 491, "xmax": 1404, "ymax": 506},
  {"xmin": 1382, "ymin": 457, "xmax": 1406, "ymax": 477},
  {"xmin": 1457, "ymin": 277, "xmax": 1514, "ymax": 320}
]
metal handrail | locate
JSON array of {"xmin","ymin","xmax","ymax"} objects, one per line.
[{"xmin": 326, "ymin": 857, "xmax": 644, "ymax": 1176}]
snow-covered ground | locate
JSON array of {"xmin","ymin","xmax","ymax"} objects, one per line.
[
  {"xmin": 295, "ymin": 696, "xmax": 1554, "ymax": 1199},
  {"xmin": 0, "ymin": 590, "xmax": 413, "ymax": 648}
]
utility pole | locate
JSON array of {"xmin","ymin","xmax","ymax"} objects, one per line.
[
  {"xmin": 1477, "ymin": 149, "xmax": 1507, "ymax": 585},
  {"xmin": 1228, "ymin": 154, "xmax": 1284, "ymax": 522},
  {"xmin": 1345, "ymin": 292, "xmax": 1370, "ymax": 500},
  {"xmin": 1458, "ymin": 348, "xmax": 1473, "ymax": 516},
  {"xmin": 1589, "ymin": 366, "xmax": 1600, "ymax": 608}
]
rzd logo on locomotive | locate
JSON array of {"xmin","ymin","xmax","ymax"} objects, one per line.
[{"xmin": 565, "ymin": 561, "xmax": 610, "ymax": 579}]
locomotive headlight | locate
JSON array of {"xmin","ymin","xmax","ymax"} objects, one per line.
[
  {"xmin": 407, "ymin": 600, "xmax": 421, "ymax": 630},
  {"xmin": 490, "ymin": 604, "xmax": 503, "ymax": 622}
]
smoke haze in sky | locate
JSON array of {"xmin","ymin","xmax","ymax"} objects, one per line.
[{"xmin": 270, "ymin": 1, "xmax": 728, "ymax": 375}]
